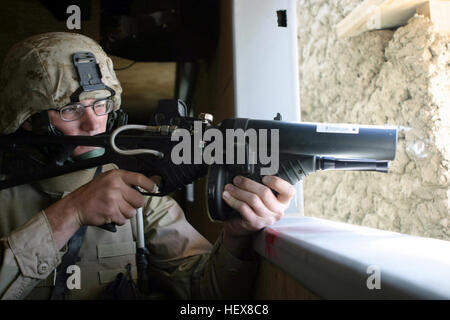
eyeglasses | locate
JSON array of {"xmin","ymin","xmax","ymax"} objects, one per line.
[{"xmin": 51, "ymin": 98, "xmax": 114, "ymax": 122}]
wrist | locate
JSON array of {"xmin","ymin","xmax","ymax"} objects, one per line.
[{"xmin": 44, "ymin": 199, "xmax": 81, "ymax": 250}]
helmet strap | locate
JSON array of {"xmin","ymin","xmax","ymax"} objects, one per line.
[
  {"xmin": 31, "ymin": 111, "xmax": 62, "ymax": 136},
  {"xmin": 106, "ymin": 109, "xmax": 128, "ymax": 132}
]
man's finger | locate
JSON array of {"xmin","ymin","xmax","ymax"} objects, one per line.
[
  {"xmin": 119, "ymin": 170, "xmax": 157, "ymax": 194},
  {"xmin": 232, "ymin": 176, "xmax": 280, "ymax": 212},
  {"xmin": 224, "ymin": 184, "xmax": 272, "ymax": 218},
  {"xmin": 118, "ymin": 200, "xmax": 137, "ymax": 220},
  {"xmin": 262, "ymin": 176, "xmax": 295, "ymax": 204},
  {"xmin": 222, "ymin": 190, "xmax": 257, "ymax": 222},
  {"xmin": 121, "ymin": 184, "xmax": 146, "ymax": 209},
  {"xmin": 222, "ymin": 191, "xmax": 272, "ymax": 231},
  {"xmin": 110, "ymin": 204, "xmax": 128, "ymax": 226}
]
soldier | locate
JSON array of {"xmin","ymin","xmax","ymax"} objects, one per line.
[{"xmin": 0, "ymin": 32, "xmax": 295, "ymax": 299}]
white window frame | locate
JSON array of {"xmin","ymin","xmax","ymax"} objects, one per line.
[
  {"xmin": 232, "ymin": 0, "xmax": 302, "ymax": 215},
  {"xmin": 231, "ymin": 0, "xmax": 450, "ymax": 299}
]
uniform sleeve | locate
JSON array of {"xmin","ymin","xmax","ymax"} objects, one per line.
[
  {"xmin": 0, "ymin": 211, "xmax": 62, "ymax": 299},
  {"xmin": 143, "ymin": 196, "xmax": 259, "ymax": 299}
]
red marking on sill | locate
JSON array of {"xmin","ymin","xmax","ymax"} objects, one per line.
[{"xmin": 265, "ymin": 228, "xmax": 281, "ymax": 259}]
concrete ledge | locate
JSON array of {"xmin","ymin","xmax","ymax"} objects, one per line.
[{"xmin": 253, "ymin": 215, "xmax": 450, "ymax": 299}]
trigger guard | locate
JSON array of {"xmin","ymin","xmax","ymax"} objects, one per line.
[{"xmin": 132, "ymin": 182, "xmax": 168, "ymax": 197}]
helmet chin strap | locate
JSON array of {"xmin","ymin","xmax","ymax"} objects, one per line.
[
  {"xmin": 31, "ymin": 110, "xmax": 63, "ymax": 136},
  {"xmin": 72, "ymin": 147, "xmax": 105, "ymax": 161},
  {"xmin": 29, "ymin": 111, "xmax": 77, "ymax": 166},
  {"xmin": 30, "ymin": 109, "xmax": 125, "ymax": 165}
]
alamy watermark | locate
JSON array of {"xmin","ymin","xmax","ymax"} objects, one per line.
[
  {"xmin": 366, "ymin": 265, "xmax": 381, "ymax": 290},
  {"xmin": 64, "ymin": 263, "xmax": 382, "ymax": 292},
  {"xmin": 66, "ymin": 5, "xmax": 81, "ymax": 30},
  {"xmin": 170, "ymin": 121, "xmax": 280, "ymax": 175},
  {"xmin": 66, "ymin": 265, "xmax": 81, "ymax": 290}
]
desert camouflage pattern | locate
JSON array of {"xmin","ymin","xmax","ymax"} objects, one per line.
[
  {"xmin": 0, "ymin": 164, "xmax": 258, "ymax": 299},
  {"xmin": 0, "ymin": 32, "xmax": 122, "ymax": 134}
]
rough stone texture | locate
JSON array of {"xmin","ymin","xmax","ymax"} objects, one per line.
[{"xmin": 297, "ymin": 0, "xmax": 449, "ymax": 241}]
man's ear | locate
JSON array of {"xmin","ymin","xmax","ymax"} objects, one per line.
[{"xmin": 21, "ymin": 118, "xmax": 32, "ymax": 131}]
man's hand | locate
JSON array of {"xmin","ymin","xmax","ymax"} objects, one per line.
[
  {"xmin": 45, "ymin": 169, "xmax": 156, "ymax": 249},
  {"xmin": 221, "ymin": 175, "xmax": 295, "ymax": 259}
]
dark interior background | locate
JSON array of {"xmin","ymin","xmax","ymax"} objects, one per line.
[{"xmin": 0, "ymin": 0, "xmax": 176, "ymax": 125}]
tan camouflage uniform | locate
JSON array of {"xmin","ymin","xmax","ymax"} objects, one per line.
[{"xmin": 0, "ymin": 33, "xmax": 258, "ymax": 300}]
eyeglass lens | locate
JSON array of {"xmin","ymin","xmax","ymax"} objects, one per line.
[{"xmin": 60, "ymin": 99, "xmax": 112, "ymax": 121}]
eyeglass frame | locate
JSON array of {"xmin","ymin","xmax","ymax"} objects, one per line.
[{"xmin": 48, "ymin": 97, "xmax": 115, "ymax": 122}]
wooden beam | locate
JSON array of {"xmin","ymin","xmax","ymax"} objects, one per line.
[
  {"xmin": 253, "ymin": 258, "xmax": 321, "ymax": 300},
  {"xmin": 337, "ymin": 0, "xmax": 428, "ymax": 38},
  {"xmin": 417, "ymin": 1, "xmax": 450, "ymax": 34}
]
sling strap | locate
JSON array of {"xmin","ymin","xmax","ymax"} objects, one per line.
[{"xmin": 50, "ymin": 165, "xmax": 102, "ymax": 300}]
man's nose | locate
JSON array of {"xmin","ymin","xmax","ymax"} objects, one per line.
[{"xmin": 79, "ymin": 106, "xmax": 100, "ymax": 132}]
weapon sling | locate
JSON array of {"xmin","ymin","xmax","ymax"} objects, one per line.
[{"xmin": 50, "ymin": 165, "xmax": 102, "ymax": 300}]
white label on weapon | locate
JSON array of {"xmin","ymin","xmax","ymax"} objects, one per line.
[{"xmin": 316, "ymin": 124, "xmax": 359, "ymax": 134}]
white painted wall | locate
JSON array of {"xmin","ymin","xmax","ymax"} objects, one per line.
[
  {"xmin": 232, "ymin": 0, "xmax": 300, "ymax": 121},
  {"xmin": 232, "ymin": 0, "xmax": 302, "ymax": 213}
]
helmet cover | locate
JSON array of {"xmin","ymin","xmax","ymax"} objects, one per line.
[{"xmin": 0, "ymin": 32, "xmax": 122, "ymax": 134}]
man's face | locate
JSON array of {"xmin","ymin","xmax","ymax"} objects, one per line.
[{"xmin": 48, "ymin": 99, "xmax": 109, "ymax": 157}]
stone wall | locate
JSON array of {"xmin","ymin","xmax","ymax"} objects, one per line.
[{"xmin": 297, "ymin": 0, "xmax": 449, "ymax": 240}]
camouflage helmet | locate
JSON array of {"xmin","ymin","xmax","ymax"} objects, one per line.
[{"xmin": 0, "ymin": 32, "xmax": 122, "ymax": 134}]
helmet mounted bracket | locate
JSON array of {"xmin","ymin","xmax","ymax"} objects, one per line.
[{"xmin": 70, "ymin": 51, "xmax": 116, "ymax": 103}]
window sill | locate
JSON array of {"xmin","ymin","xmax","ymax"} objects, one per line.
[{"xmin": 253, "ymin": 215, "xmax": 450, "ymax": 299}]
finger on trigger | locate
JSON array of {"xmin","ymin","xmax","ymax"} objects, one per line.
[{"xmin": 122, "ymin": 171, "xmax": 157, "ymax": 194}]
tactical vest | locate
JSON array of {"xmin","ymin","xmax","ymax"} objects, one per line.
[{"xmin": 0, "ymin": 164, "xmax": 139, "ymax": 299}]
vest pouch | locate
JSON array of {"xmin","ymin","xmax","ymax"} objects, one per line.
[{"xmin": 101, "ymin": 263, "xmax": 143, "ymax": 300}]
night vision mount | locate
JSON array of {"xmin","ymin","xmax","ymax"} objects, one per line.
[{"xmin": 70, "ymin": 51, "xmax": 116, "ymax": 102}]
